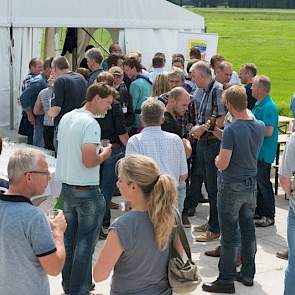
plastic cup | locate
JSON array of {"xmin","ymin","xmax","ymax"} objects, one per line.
[
  {"xmin": 101, "ymin": 139, "xmax": 110, "ymax": 147},
  {"xmin": 47, "ymin": 209, "xmax": 60, "ymax": 220}
]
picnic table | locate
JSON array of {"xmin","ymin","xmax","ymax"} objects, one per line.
[{"xmin": 279, "ymin": 115, "xmax": 294, "ymax": 134}]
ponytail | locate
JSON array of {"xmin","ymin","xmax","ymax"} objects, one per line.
[
  {"xmin": 147, "ymin": 174, "xmax": 177, "ymax": 250},
  {"xmin": 117, "ymin": 155, "xmax": 178, "ymax": 250}
]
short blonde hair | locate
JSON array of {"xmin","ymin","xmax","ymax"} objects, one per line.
[{"xmin": 222, "ymin": 85, "xmax": 247, "ymax": 112}]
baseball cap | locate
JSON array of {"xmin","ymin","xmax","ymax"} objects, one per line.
[{"xmin": 109, "ymin": 66, "xmax": 123, "ymax": 76}]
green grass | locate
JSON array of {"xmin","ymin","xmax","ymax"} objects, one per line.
[{"xmin": 186, "ymin": 7, "xmax": 295, "ymax": 115}]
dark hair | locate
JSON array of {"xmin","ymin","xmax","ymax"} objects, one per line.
[
  {"xmin": 86, "ymin": 82, "xmax": 117, "ymax": 102},
  {"xmin": 85, "ymin": 45, "xmax": 95, "ymax": 52},
  {"xmin": 52, "ymin": 56, "xmax": 69, "ymax": 70},
  {"xmin": 241, "ymin": 63, "xmax": 257, "ymax": 77},
  {"xmin": 109, "ymin": 43, "xmax": 122, "ymax": 53},
  {"xmin": 210, "ymin": 54, "xmax": 224, "ymax": 68},
  {"xmin": 172, "ymin": 53, "xmax": 185, "ymax": 62},
  {"xmin": 186, "ymin": 59, "xmax": 198, "ymax": 74},
  {"xmin": 107, "ymin": 53, "xmax": 125, "ymax": 69},
  {"xmin": 189, "ymin": 47, "xmax": 201, "ymax": 59},
  {"xmin": 154, "ymin": 52, "xmax": 166, "ymax": 62},
  {"xmin": 152, "ymin": 56, "xmax": 165, "ymax": 68},
  {"xmin": 123, "ymin": 57, "xmax": 141, "ymax": 72},
  {"xmin": 172, "ymin": 57, "xmax": 184, "ymax": 67},
  {"xmin": 29, "ymin": 58, "xmax": 42, "ymax": 70},
  {"xmin": 76, "ymin": 67, "xmax": 90, "ymax": 80},
  {"xmin": 44, "ymin": 57, "xmax": 53, "ymax": 70},
  {"xmin": 96, "ymin": 72, "xmax": 114, "ymax": 86}
]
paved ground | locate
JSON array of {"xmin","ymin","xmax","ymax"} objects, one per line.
[
  {"xmin": 44, "ymin": 189, "xmax": 289, "ymax": 295},
  {"xmin": 2, "ymin": 128, "xmax": 287, "ymax": 294}
]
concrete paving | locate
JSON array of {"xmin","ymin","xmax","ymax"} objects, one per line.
[
  {"xmin": 2, "ymin": 128, "xmax": 287, "ymax": 294},
  {"xmin": 44, "ymin": 190, "xmax": 289, "ymax": 295}
]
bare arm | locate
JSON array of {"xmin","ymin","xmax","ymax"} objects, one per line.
[
  {"xmin": 33, "ymin": 96, "xmax": 44, "ymax": 115},
  {"xmin": 215, "ymin": 148, "xmax": 232, "ymax": 171},
  {"xmin": 38, "ymin": 212, "xmax": 67, "ymax": 276},
  {"xmin": 279, "ymin": 175, "xmax": 292, "ymax": 196},
  {"xmin": 82, "ymin": 143, "xmax": 112, "ymax": 168},
  {"xmin": 118, "ymin": 133, "xmax": 129, "ymax": 146},
  {"xmin": 265, "ymin": 126, "xmax": 274, "ymax": 137},
  {"xmin": 174, "ymin": 235, "xmax": 184, "ymax": 257},
  {"xmin": 48, "ymin": 106, "xmax": 61, "ymax": 119},
  {"xmin": 93, "ymin": 230, "xmax": 123, "ymax": 282},
  {"xmin": 182, "ymin": 138, "xmax": 192, "ymax": 159}
]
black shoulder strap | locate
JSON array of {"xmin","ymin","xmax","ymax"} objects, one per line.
[
  {"xmin": 137, "ymin": 74, "xmax": 152, "ymax": 85},
  {"xmin": 174, "ymin": 211, "xmax": 192, "ymax": 260}
]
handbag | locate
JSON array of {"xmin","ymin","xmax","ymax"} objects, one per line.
[{"xmin": 168, "ymin": 212, "xmax": 201, "ymax": 293}]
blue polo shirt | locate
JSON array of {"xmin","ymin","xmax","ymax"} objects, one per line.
[{"xmin": 252, "ymin": 95, "xmax": 278, "ymax": 164}]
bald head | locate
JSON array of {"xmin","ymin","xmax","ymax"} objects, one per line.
[{"xmin": 167, "ymin": 87, "xmax": 190, "ymax": 117}]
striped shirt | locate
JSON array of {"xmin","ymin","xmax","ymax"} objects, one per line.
[{"xmin": 197, "ymin": 79, "xmax": 225, "ymax": 125}]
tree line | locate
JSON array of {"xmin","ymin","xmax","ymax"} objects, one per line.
[{"xmin": 168, "ymin": 0, "xmax": 295, "ymax": 9}]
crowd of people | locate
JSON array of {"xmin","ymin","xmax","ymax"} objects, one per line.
[{"xmin": 0, "ymin": 43, "xmax": 294, "ymax": 295}]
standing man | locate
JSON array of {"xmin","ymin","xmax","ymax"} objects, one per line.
[
  {"xmin": 252, "ymin": 75, "xmax": 278, "ymax": 227},
  {"xmin": 239, "ymin": 63, "xmax": 257, "ymax": 110},
  {"xmin": 86, "ymin": 48, "xmax": 104, "ymax": 85},
  {"xmin": 109, "ymin": 66, "xmax": 134, "ymax": 130},
  {"xmin": 126, "ymin": 98, "xmax": 188, "ymax": 212},
  {"xmin": 162, "ymin": 87, "xmax": 192, "ymax": 218},
  {"xmin": 20, "ymin": 57, "xmax": 53, "ymax": 147},
  {"xmin": 279, "ymin": 133, "xmax": 295, "ymax": 295},
  {"xmin": 123, "ymin": 57, "xmax": 152, "ymax": 134},
  {"xmin": 202, "ymin": 86, "xmax": 265, "ymax": 293},
  {"xmin": 0, "ymin": 149, "xmax": 66, "ymax": 295},
  {"xmin": 21, "ymin": 58, "xmax": 44, "ymax": 91},
  {"xmin": 55, "ymin": 83, "xmax": 114, "ymax": 295},
  {"xmin": 48, "ymin": 56, "xmax": 87, "ymax": 147},
  {"xmin": 215, "ymin": 61, "xmax": 233, "ymax": 86},
  {"xmin": 190, "ymin": 61, "xmax": 225, "ymax": 242}
]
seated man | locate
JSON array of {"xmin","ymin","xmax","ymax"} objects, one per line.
[{"xmin": 0, "ymin": 148, "xmax": 67, "ymax": 295}]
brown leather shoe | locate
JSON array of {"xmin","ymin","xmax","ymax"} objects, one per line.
[
  {"xmin": 205, "ymin": 245, "xmax": 221, "ymax": 257},
  {"xmin": 276, "ymin": 250, "xmax": 288, "ymax": 260},
  {"xmin": 110, "ymin": 201, "xmax": 120, "ymax": 210},
  {"xmin": 191, "ymin": 223, "xmax": 209, "ymax": 232},
  {"xmin": 193, "ymin": 231, "xmax": 220, "ymax": 242}
]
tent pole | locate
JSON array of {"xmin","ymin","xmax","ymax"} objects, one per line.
[{"xmin": 9, "ymin": 26, "xmax": 14, "ymax": 130}]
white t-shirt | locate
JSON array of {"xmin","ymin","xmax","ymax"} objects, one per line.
[{"xmin": 56, "ymin": 109, "xmax": 101, "ymax": 185}]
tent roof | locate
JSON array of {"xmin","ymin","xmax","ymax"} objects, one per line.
[{"xmin": 1, "ymin": 0, "xmax": 204, "ymax": 30}]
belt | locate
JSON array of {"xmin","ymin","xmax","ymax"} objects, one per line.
[{"xmin": 111, "ymin": 142, "xmax": 122, "ymax": 149}]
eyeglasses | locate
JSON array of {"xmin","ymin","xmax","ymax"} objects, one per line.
[{"xmin": 26, "ymin": 171, "xmax": 51, "ymax": 176}]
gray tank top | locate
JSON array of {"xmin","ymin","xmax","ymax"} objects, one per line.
[{"xmin": 109, "ymin": 211, "xmax": 172, "ymax": 295}]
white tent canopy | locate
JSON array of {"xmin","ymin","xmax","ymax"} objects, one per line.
[{"xmin": 0, "ymin": 0, "xmax": 204, "ymax": 128}]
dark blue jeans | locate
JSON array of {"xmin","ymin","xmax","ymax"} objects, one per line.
[
  {"xmin": 284, "ymin": 206, "xmax": 295, "ymax": 295},
  {"xmin": 100, "ymin": 146, "xmax": 125, "ymax": 227},
  {"xmin": 256, "ymin": 159, "xmax": 275, "ymax": 219},
  {"xmin": 186, "ymin": 140, "xmax": 205, "ymax": 212},
  {"xmin": 217, "ymin": 178, "xmax": 257, "ymax": 283},
  {"xmin": 62, "ymin": 184, "xmax": 106, "ymax": 295},
  {"xmin": 192, "ymin": 138, "xmax": 220, "ymax": 233}
]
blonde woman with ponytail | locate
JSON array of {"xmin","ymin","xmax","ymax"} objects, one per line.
[{"xmin": 93, "ymin": 154, "xmax": 183, "ymax": 295}]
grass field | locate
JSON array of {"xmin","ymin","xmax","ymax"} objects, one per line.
[{"xmin": 187, "ymin": 8, "xmax": 295, "ymax": 115}]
